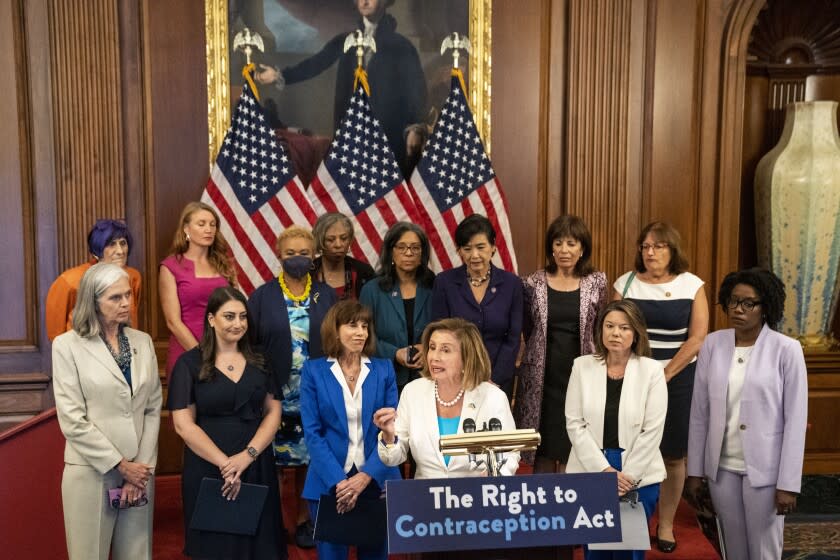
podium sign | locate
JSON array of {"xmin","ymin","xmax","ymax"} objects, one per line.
[{"xmin": 385, "ymin": 473, "xmax": 622, "ymax": 554}]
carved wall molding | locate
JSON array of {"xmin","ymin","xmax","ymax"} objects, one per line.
[
  {"xmin": 563, "ymin": 0, "xmax": 648, "ymax": 281},
  {"xmin": 47, "ymin": 0, "xmax": 127, "ymax": 270},
  {"xmin": 748, "ymin": 0, "xmax": 840, "ymax": 71}
]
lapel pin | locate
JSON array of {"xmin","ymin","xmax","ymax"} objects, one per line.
[
  {"xmin": 491, "ymin": 287, "xmax": 497, "ymax": 294},
  {"xmin": 468, "ymin": 402, "xmax": 476, "ymax": 409},
  {"xmin": 392, "ymin": 291, "xmax": 398, "ymax": 297}
]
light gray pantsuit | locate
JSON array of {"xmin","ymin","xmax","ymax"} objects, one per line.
[
  {"xmin": 62, "ymin": 464, "xmax": 155, "ymax": 560},
  {"xmin": 52, "ymin": 328, "xmax": 161, "ymax": 560}
]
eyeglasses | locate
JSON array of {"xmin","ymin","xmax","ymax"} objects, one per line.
[
  {"xmin": 638, "ymin": 242, "xmax": 670, "ymax": 252},
  {"xmin": 725, "ymin": 298, "xmax": 762, "ymax": 311},
  {"xmin": 394, "ymin": 244, "xmax": 422, "ymax": 255}
]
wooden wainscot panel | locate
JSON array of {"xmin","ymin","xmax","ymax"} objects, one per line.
[
  {"xmin": 157, "ymin": 410, "xmax": 185, "ymax": 475},
  {"xmin": 0, "ymin": 373, "xmax": 52, "ymax": 430},
  {"xmin": 803, "ymin": 354, "xmax": 840, "ymax": 474}
]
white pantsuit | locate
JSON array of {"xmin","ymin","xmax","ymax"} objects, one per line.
[{"xmin": 52, "ymin": 328, "xmax": 162, "ymax": 560}]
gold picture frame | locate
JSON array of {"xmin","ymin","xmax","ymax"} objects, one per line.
[{"xmin": 204, "ymin": 0, "xmax": 492, "ymax": 168}]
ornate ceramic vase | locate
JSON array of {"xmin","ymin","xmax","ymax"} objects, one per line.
[{"xmin": 755, "ymin": 101, "xmax": 840, "ymax": 349}]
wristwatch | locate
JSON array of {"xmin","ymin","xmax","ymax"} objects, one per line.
[{"xmin": 247, "ymin": 446, "xmax": 258, "ymax": 460}]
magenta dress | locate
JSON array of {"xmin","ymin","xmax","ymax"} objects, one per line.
[{"xmin": 161, "ymin": 255, "xmax": 230, "ymax": 375}]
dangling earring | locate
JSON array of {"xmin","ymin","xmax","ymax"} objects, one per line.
[{"xmin": 185, "ymin": 232, "xmax": 191, "ymax": 242}]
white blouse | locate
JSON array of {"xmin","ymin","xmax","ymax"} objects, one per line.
[
  {"xmin": 329, "ymin": 357, "xmax": 371, "ymax": 473},
  {"xmin": 719, "ymin": 346, "xmax": 753, "ymax": 473}
]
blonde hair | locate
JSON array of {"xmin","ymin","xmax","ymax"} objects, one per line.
[
  {"xmin": 275, "ymin": 226, "xmax": 316, "ymax": 256},
  {"xmin": 169, "ymin": 202, "xmax": 236, "ymax": 286},
  {"xmin": 420, "ymin": 318, "xmax": 491, "ymax": 391}
]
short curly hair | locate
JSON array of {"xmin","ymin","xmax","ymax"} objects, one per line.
[{"xmin": 717, "ymin": 268, "xmax": 786, "ymax": 330}]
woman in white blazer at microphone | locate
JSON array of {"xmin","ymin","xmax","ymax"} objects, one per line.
[
  {"xmin": 374, "ymin": 317, "xmax": 519, "ymax": 478},
  {"xmin": 565, "ymin": 300, "xmax": 668, "ymax": 560}
]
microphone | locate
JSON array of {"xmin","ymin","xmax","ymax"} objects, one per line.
[
  {"xmin": 488, "ymin": 418, "xmax": 506, "ymax": 469},
  {"xmin": 462, "ymin": 418, "xmax": 478, "ymax": 468}
]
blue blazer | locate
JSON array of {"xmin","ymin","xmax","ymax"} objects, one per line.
[
  {"xmin": 247, "ymin": 279, "xmax": 338, "ymax": 387},
  {"xmin": 431, "ymin": 264, "xmax": 523, "ymax": 387},
  {"xmin": 359, "ymin": 278, "xmax": 433, "ymax": 386},
  {"xmin": 300, "ymin": 357, "xmax": 401, "ymax": 500}
]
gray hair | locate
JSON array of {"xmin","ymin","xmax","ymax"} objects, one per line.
[
  {"xmin": 312, "ymin": 212, "xmax": 355, "ymax": 254},
  {"xmin": 72, "ymin": 263, "xmax": 130, "ymax": 337}
]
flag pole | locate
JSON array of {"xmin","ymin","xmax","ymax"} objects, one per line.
[
  {"xmin": 343, "ymin": 30, "xmax": 376, "ymax": 96},
  {"xmin": 441, "ymin": 32, "xmax": 472, "ymax": 108}
]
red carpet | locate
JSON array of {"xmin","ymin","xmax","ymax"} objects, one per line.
[{"xmin": 152, "ymin": 474, "xmax": 718, "ymax": 559}]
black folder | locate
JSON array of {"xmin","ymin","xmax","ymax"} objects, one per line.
[
  {"xmin": 189, "ymin": 477, "xmax": 269, "ymax": 536},
  {"xmin": 314, "ymin": 493, "xmax": 387, "ymax": 547}
]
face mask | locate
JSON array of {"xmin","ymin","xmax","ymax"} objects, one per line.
[{"xmin": 281, "ymin": 255, "xmax": 313, "ymax": 279}]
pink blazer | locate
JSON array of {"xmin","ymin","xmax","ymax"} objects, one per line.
[{"xmin": 687, "ymin": 324, "xmax": 808, "ymax": 492}]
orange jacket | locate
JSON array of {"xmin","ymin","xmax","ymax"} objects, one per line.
[{"xmin": 45, "ymin": 260, "xmax": 142, "ymax": 341}]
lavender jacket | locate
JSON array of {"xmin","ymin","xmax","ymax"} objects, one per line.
[
  {"xmin": 687, "ymin": 324, "xmax": 808, "ymax": 492},
  {"xmin": 513, "ymin": 269, "xmax": 607, "ymax": 463}
]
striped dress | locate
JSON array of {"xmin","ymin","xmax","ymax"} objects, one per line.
[{"xmin": 615, "ymin": 271, "xmax": 704, "ymax": 458}]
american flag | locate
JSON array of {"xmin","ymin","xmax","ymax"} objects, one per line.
[
  {"xmin": 308, "ymin": 80, "xmax": 422, "ymax": 267},
  {"xmin": 201, "ymin": 81, "xmax": 316, "ymax": 294},
  {"xmin": 408, "ymin": 72, "xmax": 518, "ymax": 273}
]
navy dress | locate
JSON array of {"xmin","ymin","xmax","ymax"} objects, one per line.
[
  {"xmin": 431, "ymin": 264, "xmax": 524, "ymax": 391},
  {"xmin": 615, "ymin": 271, "xmax": 704, "ymax": 458},
  {"xmin": 167, "ymin": 348, "xmax": 287, "ymax": 560}
]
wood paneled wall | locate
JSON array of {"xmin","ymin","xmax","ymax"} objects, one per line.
[
  {"xmin": 491, "ymin": 0, "xmax": 738, "ymax": 295},
  {"xmin": 48, "ymin": 0, "xmax": 127, "ymax": 269},
  {"xmin": 563, "ymin": 0, "xmax": 648, "ymax": 278},
  {"xmin": 0, "ymin": 0, "xmax": 32, "ymax": 345},
  {"xmin": 143, "ymin": 0, "xmax": 208, "ymax": 352},
  {"xmin": 0, "ymin": 0, "xmax": 53, "ymax": 429}
]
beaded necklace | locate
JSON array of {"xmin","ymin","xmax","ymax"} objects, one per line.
[
  {"xmin": 434, "ymin": 382, "xmax": 464, "ymax": 407},
  {"xmin": 278, "ymin": 273, "xmax": 311, "ymax": 306}
]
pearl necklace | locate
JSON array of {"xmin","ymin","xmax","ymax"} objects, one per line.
[
  {"xmin": 434, "ymin": 382, "xmax": 464, "ymax": 407},
  {"xmin": 468, "ymin": 268, "xmax": 491, "ymax": 287}
]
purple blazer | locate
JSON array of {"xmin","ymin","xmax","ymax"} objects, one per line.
[
  {"xmin": 687, "ymin": 324, "xmax": 808, "ymax": 492},
  {"xmin": 431, "ymin": 264, "xmax": 523, "ymax": 387},
  {"xmin": 513, "ymin": 269, "xmax": 607, "ymax": 463}
]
